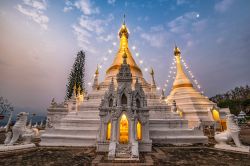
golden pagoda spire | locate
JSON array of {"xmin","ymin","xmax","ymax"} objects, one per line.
[
  {"xmin": 172, "ymin": 45, "xmax": 193, "ymax": 89},
  {"xmin": 105, "ymin": 15, "xmax": 142, "ymax": 79}
]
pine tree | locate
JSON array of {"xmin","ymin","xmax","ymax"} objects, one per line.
[{"xmin": 65, "ymin": 51, "xmax": 86, "ymax": 100}]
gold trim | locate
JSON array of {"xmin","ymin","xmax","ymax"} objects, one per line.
[{"xmin": 173, "ymin": 83, "xmax": 193, "ymax": 89}]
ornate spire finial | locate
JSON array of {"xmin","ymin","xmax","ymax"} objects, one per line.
[
  {"xmin": 119, "ymin": 15, "xmax": 129, "ymax": 39},
  {"xmin": 174, "ymin": 45, "xmax": 181, "ymax": 56},
  {"xmin": 150, "ymin": 67, "xmax": 156, "ymax": 91},
  {"xmin": 95, "ymin": 65, "xmax": 99, "ymax": 75},
  {"xmin": 161, "ymin": 89, "xmax": 165, "ymax": 96},
  {"xmin": 150, "ymin": 67, "xmax": 154, "ymax": 76}
]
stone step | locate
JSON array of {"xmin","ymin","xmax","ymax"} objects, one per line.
[
  {"xmin": 40, "ymin": 134, "xmax": 96, "ymax": 147},
  {"xmin": 149, "ymin": 129, "xmax": 197, "ymax": 136},
  {"xmin": 115, "ymin": 144, "xmax": 132, "ymax": 159},
  {"xmin": 115, "ymin": 153, "xmax": 131, "ymax": 158},
  {"xmin": 50, "ymin": 127, "xmax": 99, "ymax": 135},
  {"xmin": 66, "ymin": 111, "xmax": 99, "ymax": 119},
  {"xmin": 150, "ymin": 135, "xmax": 208, "ymax": 144},
  {"xmin": 59, "ymin": 119, "xmax": 100, "ymax": 128}
]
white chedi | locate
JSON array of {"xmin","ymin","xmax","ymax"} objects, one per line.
[{"xmin": 214, "ymin": 114, "xmax": 249, "ymax": 153}]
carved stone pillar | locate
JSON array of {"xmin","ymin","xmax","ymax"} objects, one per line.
[
  {"xmin": 111, "ymin": 118, "xmax": 117, "ymax": 142},
  {"xmin": 130, "ymin": 117, "xmax": 135, "ymax": 143},
  {"xmin": 99, "ymin": 111, "xmax": 106, "ymax": 142}
]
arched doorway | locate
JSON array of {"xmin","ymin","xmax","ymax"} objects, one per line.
[{"xmin": 119, "ymin": 113, "xmax": 129, "ymax": 144}]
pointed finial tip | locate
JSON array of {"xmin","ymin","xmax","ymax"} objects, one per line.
[
  {"xmin": 150, "ymin": 67, "xmax": 154, "ymax": 75},
  {"xmin": 95, "ymin": 65, "xmax": 99, "ymax": 75},
  {"xmin": 123, "ymin": 14, "xmax": 126, "ymax": 25}
]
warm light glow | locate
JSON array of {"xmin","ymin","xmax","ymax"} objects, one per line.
[
  {"xmin": 119, "ymin": 113, "xmax": 129, "ymax": 143},
  {"xmin": 212, "ymin": 109, "xmax": 220, "ymax": 121},
  {"xmin": 137, "ymin": 121, "xmax": 142, "ymax": 140},
  {"xmin": 106, "ymin": 122, "xmax": 111, "ymax": 140}
]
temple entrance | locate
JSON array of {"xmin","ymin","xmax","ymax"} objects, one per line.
[{"xmin": 119, "ymin": 113, "xmax": 129, "ymax": 144}]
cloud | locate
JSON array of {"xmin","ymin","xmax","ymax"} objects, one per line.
[
  {"xmin": 215, "ymin": 0, "xmax": 234, "ymax": 13},
  {"xmin": 72, "ymin": 14, "xmax": 114, "ymax": 53},
  {"xmin": 168, "ymin": 11, "xmax": 199, "ymax": 34},
  {"xmin": 140, "ymin": 32, "xmax": 167, "ymax": 48},
  {"xmin": 176, "ymin": 0, "xmax": 189, "ymax": 5},
  {"xmin": 141, "ymin": 12, "xmax": 206, "ymax": 49},
  {"xmin": 23, "ymin": 0, "xmax": 47, "ymax": 10},
  {"xmin": 107, "ymin": 0, "xmax": 116, "ymax": 5},
  {"xmin": 63, "ymin": 6, "xmax": 73, "ymax": 12},
  {"xmin": 74, "ymin": 0, "xmax": 99, "ymax": 15},
  {"xmin": 97, "ymin": 34, "xmax": 115, "ymax": 42},
  {"xmin": 16, "ymin": 0, "xmax": 49, "ymax": 30},
  {"xmin": 150, "ymin": 25, "xmax": 164, "ymax": 32},
  {"xmin": 16, "ymin": 4, "xmax": 49, "ymax": 30}
]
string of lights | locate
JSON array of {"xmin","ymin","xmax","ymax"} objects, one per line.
[
  {"xmin": 131, "ymin": 44, "xmax": 176, "ymax": 92},
  {"xmin": 180, "ymin": 55, "xmax": 204, "ymax": 95},
  {"xmin": 86, "ymin": 42, "xmax": 204, "ymax": 96},
  {"xmin": 87, "ymin": 41, "xmax": 118, "ymax": 87}
]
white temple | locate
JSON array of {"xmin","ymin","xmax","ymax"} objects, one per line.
[{"xmin": 40, "ymin": 20, "xmax": 218, "ymax": 158}]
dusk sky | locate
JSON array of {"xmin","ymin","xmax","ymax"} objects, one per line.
[{"xmin": 0, "ymin": 0, "xmax": 250, "ymax": 116}]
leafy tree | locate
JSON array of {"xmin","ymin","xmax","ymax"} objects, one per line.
[
  {"xmin": 210, "ymin": 85, "xmax": 250, "ymax": 115},
  {"xmin": 65, "ymin": 51, "xmax": 86, "ymax": 100}
]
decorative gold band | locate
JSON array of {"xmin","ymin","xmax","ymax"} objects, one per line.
[{"xmin": 173, "ymin": 83, "xmax": 193, "ymax": 89}]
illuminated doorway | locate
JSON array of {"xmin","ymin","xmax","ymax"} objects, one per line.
[
  {"xmin": 136, "ymin": 121, "xmax": 142, "ymax": 140},
  {"xmin": 119, "ymin": 113, "xmax": 129, "ymax": 144},
  {"xmin": 106, "ymin": 122, "xmax": 111, "ymax": 140}
]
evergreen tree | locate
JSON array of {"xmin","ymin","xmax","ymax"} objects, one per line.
[{"xmin": 65, "ymin": 51, "xmax": 86, "ymax": 100}]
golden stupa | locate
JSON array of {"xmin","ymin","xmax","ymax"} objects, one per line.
[{"xmin": 166, "ymin": 46, "xmax": 215, "ymax": 127}]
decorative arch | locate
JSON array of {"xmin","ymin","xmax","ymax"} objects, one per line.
[
  {"xmin": 109, "ymin": 98, "xmax": 113, "ymax": 107},
  {"xmin": 136, "ymin": 98, "xmax": 141, "ymax": 108},
  {"xmin": 121, "ymin": 93, "xmax": 127, "ymax": 106}
]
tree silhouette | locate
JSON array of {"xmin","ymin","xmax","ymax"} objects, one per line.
[
  {"xmin": 210, "ymin": 85, "xmax": 250, "ymax": 115},
  {"xmin": 65, "ymin": 51, "xmax": 86, "ymax": 100}
]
